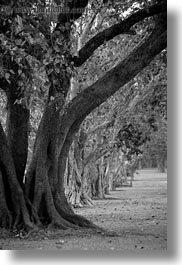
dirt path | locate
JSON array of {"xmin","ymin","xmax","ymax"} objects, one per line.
[{"xmin": 0, "ymin": 169, "xmax": 167, "ymax": 251}]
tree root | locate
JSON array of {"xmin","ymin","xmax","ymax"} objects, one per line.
[
  {"xmin": 53, "ymin": 190, "xmax": 98, "ymax": 229},
  {"xmin": 67, "ymin": 189, "xmax": 95, "ymax": 208},
  {"xmin": 81, "ymin": 193, "xmax": 95, "ymax": 206},
  {"xmin": 59, "ymin": 210, "xmax": 98, "ymax": 229}
]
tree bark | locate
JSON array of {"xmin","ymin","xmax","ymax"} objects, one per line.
[
  {"xmin": 0, "ymin": 122, "xmax": 33, "ymax": 229},
  {"xmin": 6, "ymin": 84, "xmax": 30, "ymax": 187},
  {"xmin": 24, "ymin": 100, "xmax": 72, "ymax": 228},
  {"xmin": 66, "ymin": 129, "xmax": 94, "ymax": 208}
]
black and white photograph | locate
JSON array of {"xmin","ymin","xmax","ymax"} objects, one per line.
[{"xmin": 0, "ymin": 0, "xmax": 179, "ymax": 262}]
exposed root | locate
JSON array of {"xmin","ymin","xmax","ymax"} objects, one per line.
[
  {"xmin": 43, "ymin": 179, "xmax": 80, "ymax": 229},
  {"xmin": 59, "ymin": 210, "xmax": 98, "ymax": 229},
  {"xmin": 80, "ymin": 193, "xmax": 95, "ymax": 206},
  {"xmin": 68, "ymin": 190, "xmax": 95, "ymax": 208},
  {"xmin": 54, "ymin": 190, "xmax": 98, "ymax": 229},
  {"xmin": 48, "ymin": 221, "xmax": 67, "ymax": 230},
  {"xmin": 51, "ymin": 215, "xmax": 81, "ymax": 230}
]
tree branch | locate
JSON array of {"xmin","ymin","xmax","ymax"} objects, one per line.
[
  {"xmin": 59, "ymin": 15, "xmax": 166, "ymax": 142},
  {"xmin": 118, "ymin": 74, "xmax": 166, "ymax": 120},
  {"xmin": 56, "ymin": 12, "xmax": 167, "ymax": 160},
  {"xmin": 88, "ymin": 120, "xmax": 114, "ymax": 135},
  {"xmin": 83, "ymin": 142, "xmax": 112, "ymax": 168},
  {"xmin": 73, "ymin": 1, "xmax": 167, "ymax": 67}
]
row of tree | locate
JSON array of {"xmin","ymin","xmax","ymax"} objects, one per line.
[{"xmin": 0, "ymin": 0, "xmax": 167, "ymax": 230}]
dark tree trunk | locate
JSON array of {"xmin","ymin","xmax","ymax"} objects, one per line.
[
  {"xmin": 0, "ymin": 122, "xmax": 33, "ymax": 229},
  {"xmin": 6, "ymin": 84, "xmax": 30, "ymax": 187},
  {"xmin": 24, "ymin": 100, "xmax": 96, "ymax": 229},
  {"xmin": 24, "ymin": 101, "xmax": 74, "ymax": 228}
]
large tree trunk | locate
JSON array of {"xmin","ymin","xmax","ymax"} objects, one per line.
[
  {"xmin": 0, "ymin": 122, "xmax": 33, "ymax": 229},
  {"xmin": 24, "ymin": 99, "xmax": 96, "ymax": 229},
  {"xmin": 25, "ymin": 101, "xmax": 75, "ymax": 228},
  {"xmin": 6, "ymin": 84, "xmax": 30, "ymax": 188},
  {"xmin": 0, "ymin": 74, "xmax": 31, "ymax": 228},
  {"xmin": 23, "ymin": 6, "xmax": 97, "ymax": 229}
]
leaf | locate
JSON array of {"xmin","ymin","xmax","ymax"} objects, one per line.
[
  {"xmin": 28, "ymin": 35, "xmax": 34, "ymax": 44},
  {"xmin": 15, "ymin": 39, "xmax": 23, "ymax": 46},
  {"xmin": 47, "ymin": 68, "xmax": 53, "ymax": 75},
  {"xmin": 5, "ymin": 72, "xmax": 10, "ymax": 80},
  {"xmin": 54, "ymin": 58, "xmax": 61, "ymax": 64},
  {"xmin": 55, "ymin": 67, "xmax": 60, "ymax": 74},
  {"xmin": 66, "ymin": 67, "xmax": 72, "ymax": 74},
  {"xmin": 18, "ymin": 81, "xmax": 24, "ymax": 87},
  {"xmin": 15, "ymin": 15, "xmax": 23, "ymax": 34},
  {"xmin": 43, "ymin": 59, "xmax": 49, "ymax": 65},
  {"xmin": 54, "ymin": 30, "xmax": 60, "ymax": 35},
  {"xmin": 54, "ymin": 45, "xmax": 61, "ymax": 53}
]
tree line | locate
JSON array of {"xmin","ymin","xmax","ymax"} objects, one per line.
[{"xmin": 0, "ymin": 0, "xmax": 167, "ymax": 230}]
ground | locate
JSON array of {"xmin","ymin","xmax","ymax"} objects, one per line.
[{"xmin": 0, "ymin": 169, "xmax": 167, "ymax": 251}]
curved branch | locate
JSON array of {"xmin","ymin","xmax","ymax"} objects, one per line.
[
  {"xmin": 83, "ymin": 143, "xmax": 112, "ymax": 168},
  {"xmin": 88, "ymin": 119, "xmax": 114, "ymax": 135},
  {"xmin": 73, "ymin": 1, "xmax": 167, "ymax": 67},
  {"xmin": 58, "ymin": 18, "xmax": 166, "ymax": 151}
]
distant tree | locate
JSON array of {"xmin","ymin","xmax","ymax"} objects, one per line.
[{"xmin": 116, "ymin": 55, "xmax": 167, "ymax": 171}]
